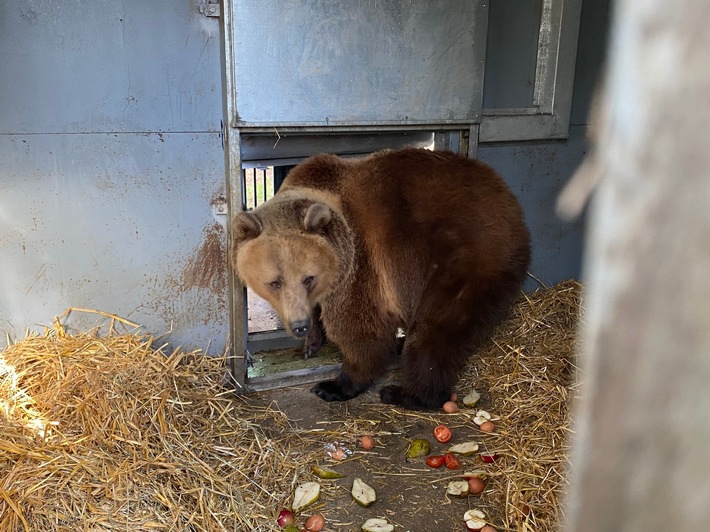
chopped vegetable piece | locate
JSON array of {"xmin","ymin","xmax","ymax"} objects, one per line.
[
  {"xmin": 425, "ymin": 455, "xmax": 446, "ymax": 468},
  {"xmin": 445, "ymin": 452, "xmax": 462, "ymax": 469},
  {"xmin": 433, "ymin": 424, "xmax": 452, "ymax": 443},
  {"xmin": 311, "ymin": 464, "xmax": 345, "ymax": 479},
  {"xmin": 447, "ymin": 480, "xmax": 470, "ymax": 497}
]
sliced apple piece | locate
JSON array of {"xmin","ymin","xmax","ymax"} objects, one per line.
[
  {"xmin": 292, "ymin": 481, "xmax": 320, "ymax": 513},
  {"xmin": 361, "ymin": 518, "xmax": 394, "ymax": 532},
  {"xmin": 311, "ymin": 464, "xmax": 345, "ymax": 479},
  {"xmin": 446, "ymin": 480, "xmax": 470, "ymax": 498},
  {"xmin": 351, "ymin": 477, "xmax": 376, "ymax": 507},
  {"xmin": 463, "ymin": 389, "xmax": 481, "ymax": 407},
  {"xmin": 473, "ymin": 410, "xmax": 492, "ymax": 426},
  {"xmin": 448, "ymin": 440, "xmax": 480, "ymax": 456},
  {"xmin": 464, "ymin": 509, "xmax": 487, "ymax": 531}
]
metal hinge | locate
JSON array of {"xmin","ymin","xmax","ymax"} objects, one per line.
[{"xmin": 198, "ymin": 3, "xmax": 220, "ymax": 17}]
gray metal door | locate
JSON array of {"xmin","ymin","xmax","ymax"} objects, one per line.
[{"xmin": 229, "ymin": 0, "xmax": 487, "ymax": 127}]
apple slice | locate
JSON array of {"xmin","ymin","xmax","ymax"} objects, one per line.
[
  {"xmin": 292, "ymin": 481, "xmax": 320, "ymax": 513},
  {"xmin": 361, "ymin": 518, "xmax": 394, "ymax": 532},
  {"xmin": 464, "ymin": 509, "xmax": 487, "ymax": 531},
  {"xmin": 463, "ymin": 389, "xmax": 481, "ymax": 407},
  {"xmin": 446, "ymin": 480, "xmax": 470, "ymax": 498},
  {"xmin": 351, "ymin": 477, "xmax": 377, "ymax": 507},
  {"xmin": 448, "ymin": 441, "xmax": 480, "ymax": 456},
  {"xmin": 461, "ymin": 469, "xmax": 487, "ymax": 479},
  {"xmin": 362, "ymin": 517, "xmax": 394, "ymax": 532},
  {"xmin": 311, "ymin": 464, "xmax": 345, "ymax": 479},
  {"xmin": 480, "ymin": 452, "xmax": 499, "ymax": 463},
  {"xmin": 473, "ymin": 410, "xmax": 492, "ymax": 426}
]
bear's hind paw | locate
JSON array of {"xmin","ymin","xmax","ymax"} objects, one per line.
[
  {"xmin": 311, "ymin": 379, "xmax": 359, "ymax": 402},
  {"xmin": 380, "ymin": 385, "xmax": 449, "ymax": 410},
  {"xmin": 379, "ymin": 384, "xmax": 405, "ymax": 405}
]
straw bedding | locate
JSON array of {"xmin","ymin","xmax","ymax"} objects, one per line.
[
  {"xmin": 0, "ymin": 280, "xmax": 582, "ymax": 531},
  {"xmin": 0, "ymin": 312, "xmax": 322, "ymax": 531},
  {"xmin": 459, "ymin": 279, "xmax": 582, "ymax": 530}
]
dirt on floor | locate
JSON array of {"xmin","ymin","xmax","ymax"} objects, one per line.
[{"xmin": 244, "ymin": 381, "xmax": 487, "ymax": 532}]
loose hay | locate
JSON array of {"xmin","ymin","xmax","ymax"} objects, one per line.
[
  {"xmin": 460, "ymin": 279, "xmax": 583, "ymax": 530},
  {"xmin": 1, "ymin": 280, "xmax": 582, "ymax": 531},
  {"xmin": 0, "ymin": 313, "xmax": 322, "ymax": 531}
]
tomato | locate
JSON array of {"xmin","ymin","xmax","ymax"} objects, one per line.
[
  {"xmin": 444, "ymin": 453, "xmax": 462, "ymax": 470},
  {"xmin": 425, "ymin": 455, "xmax": 445, "ymax": 468},
  {"xmin": 433, "ymin": 424, "xmax": 452, "ymax": 443}
]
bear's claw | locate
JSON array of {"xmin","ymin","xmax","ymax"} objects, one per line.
[
  {"xmin": 303, "ymin": 306, "xmax": 325, "ymax": 359},
  {"xmin": 303, "ymin": 344, "xmax": 318, "ymax": 360}
]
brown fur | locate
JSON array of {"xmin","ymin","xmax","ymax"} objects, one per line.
[{"xmin": 232, "ymin": 148, "xmax": 531, "ymax": 409}]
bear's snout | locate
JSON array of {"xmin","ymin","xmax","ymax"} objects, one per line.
[{"xmin": 289, "ymin": 320, "xmax": 310, "ymax": 338}]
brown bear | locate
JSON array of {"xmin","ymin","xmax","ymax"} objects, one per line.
[{"xmin": 232, "ymin": 148, "xmax": 531, "ymax": 409}]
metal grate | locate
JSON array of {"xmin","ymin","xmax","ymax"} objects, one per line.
[{"xmin": 242, "ymin": 167, "xmax": 275, "ymax": 210}]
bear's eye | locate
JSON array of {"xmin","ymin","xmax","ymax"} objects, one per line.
[
  {"xmin": 269, "ymin": 280, "xmax": 282, "ymax": 290},
  {"xmin": 302, "ymin": 275, "xmax": 315, "ymax": 288}
]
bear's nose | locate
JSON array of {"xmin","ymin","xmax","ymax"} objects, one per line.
[{"xmin": 290, "ymin": 320, "xmax": 309, "ymax": 338}]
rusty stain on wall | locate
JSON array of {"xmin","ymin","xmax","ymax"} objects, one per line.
[{"xmin": 182, "ymin": 223, "xmax": 227, "ymax": 295}]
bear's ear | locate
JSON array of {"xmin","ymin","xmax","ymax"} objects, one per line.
[
  {"xmin": 233, "ymin": 211, "xmax": 263, "ymax": 242},
  {"xmin": 303, "ymin": 203, "xmax": 331, "ymax": 233}
]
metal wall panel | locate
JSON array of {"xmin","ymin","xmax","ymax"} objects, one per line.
[
  {"xmin": 477, "ymin": 125, "xmax": 589, "ymax": 290},
  {"xmin": 0, "ymin": 133, "xmax": 228, "ymax": 353},
  {"xmin": 479, "ymin": 0, "xmax": 583, "ymax": 141},
  {"xmin": 0, "ymin": 1, "xmax": 221, "ymax": 134},
  {"xmin": 240, "ymin": 131, "xmax": 435, "ymax": 164},
  {"xmin": 230, "ymin": 0, "xmax": 487, "ymax": 126},
  {"xmin": 0, "ymin": 2, "xmax": 226, "ymax": 353}
]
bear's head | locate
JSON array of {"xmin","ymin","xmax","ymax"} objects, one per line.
[{"xmin": 232, "ymin": 200, "xmax": 352, "ymax": 338}]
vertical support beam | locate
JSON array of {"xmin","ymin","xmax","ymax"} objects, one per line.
[
  {"xmin": 466, "ymin": 0, "xmax": 486, "ymax": 159},
  {"xmin": 219, "ymin": 0, "xmax": 248, "ymax": 391},
  {"xmin": 532, "ymin": 0, "xmax": 560, "ymax": 111},
  {"xmin": 467, "ymin": 124, "xmax": 480, "ymax": 159},
  {"xmin": 564, "ymin": 1, "xmax": 710, "ymax": 530}
]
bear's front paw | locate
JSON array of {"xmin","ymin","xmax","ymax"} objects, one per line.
[
  {"xmin": 311, "ymin": 379, "xmax": 358, "ymax": 402},
  {"xmin": 303, "ymin": 339, "xmax": 322, "ymax": 360}
]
